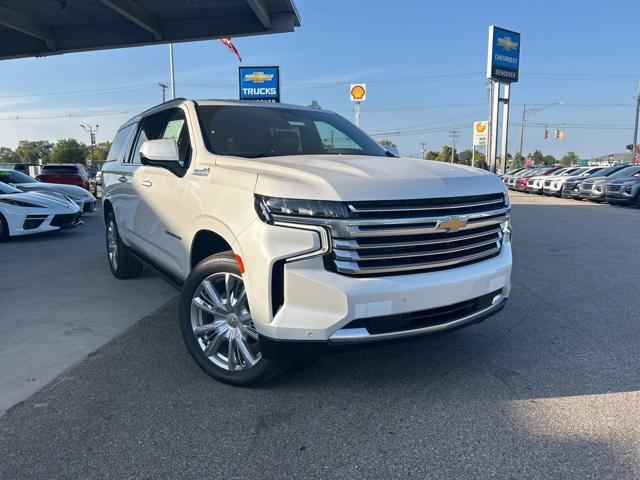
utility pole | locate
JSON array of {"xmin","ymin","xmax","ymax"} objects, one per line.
[
  {"xmin": 633, "ymin": 81, "xmax": 640, "ymax": 162},
  {"xmin": 449, "ymin": 130, "xmax": 459, "ymax": 163},
  {"xmin": 159, "ymin": 83, "xmax": 168, "ymax": 103},
  {"xmin": 80, "ymin": 124, "xmax": 99, "ymax": 165},
  {"xmin": 169, "ymin": 43, "xmax": 176, "ymax": 99},
  {"xmin": 518, "ymin": 103, "xmax": 526, "ymax": 158},
  {"xmin": 419, "ymin": 142, "xmax": 428, "ymax": 159}
]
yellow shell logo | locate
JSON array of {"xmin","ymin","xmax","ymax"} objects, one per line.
[
  {"xmin": 350, "ymin": 85, "xmax": 366, "ymax": 100},
  {"xmin": 475, "ymin": 122, "xmax": 487, "ymax": 133}
]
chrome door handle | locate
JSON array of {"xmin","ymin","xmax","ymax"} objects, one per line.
[
  {"xmin": 118, "ymin": 176, "xmax": 128, "ymax": 183},
  {"xmin": 141, "ymin": 180, "xmax": 153, "ymax": 188}
]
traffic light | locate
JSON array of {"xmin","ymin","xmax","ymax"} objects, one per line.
[
  {"xmin": 544, "ymin": 129, "xmax": 549, "ymax": 139},
  {"xmin": 554, "ymin": 129, "xmax": 560, "ymax": 139},
  {"xmin": 558, "ymin": 130, "xmax": 565, "ymax": 139}
]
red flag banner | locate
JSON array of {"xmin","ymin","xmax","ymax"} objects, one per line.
[{"xmin": 220, "ymin": 38, "xmax": 242, "ymax": 62}]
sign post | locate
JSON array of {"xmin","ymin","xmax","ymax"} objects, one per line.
[
  {"xmin": 472, "ymin": 120, "xmax": 488, "ymax": 167},
  {"xmin": 350, "ymin": 83, "xmax": 367, "ymax": 127},
  {"xmin": 239, "ymin": 66, "xmax": 280, "ymax": 102},
  {"xmin": 486, "ymin": 26, "xmax": 521, "ymax": 174}
]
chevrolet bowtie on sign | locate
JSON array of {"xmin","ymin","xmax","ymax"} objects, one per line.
[
  {"xmin": 487, "ymin": 26, "xmax": 521, "ymax": 83},
  {"xmin": 239, "ymin": 66, "xmax": 280, "ymax": 102}
]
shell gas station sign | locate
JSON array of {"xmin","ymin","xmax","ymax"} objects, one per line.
[
  {"xmin": 473, "ymin": 121, "xmax": 488, "ymax": 146},
  {"xmin": 349, "ymin": 83, "xmax": 367, "ymax": 102}
]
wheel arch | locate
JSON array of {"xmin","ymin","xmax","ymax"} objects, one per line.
[{"xmin": 190, "ymin": 229, "xmax": 235, "ymax": 269}]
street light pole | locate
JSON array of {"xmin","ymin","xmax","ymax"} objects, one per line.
[
  {"xmin": 633, "ymin": 81, "xmax": 640, "ymax": 161},
  {"xmin": 518, "ymin": 101, "xmax": 564, "ymax": 159},
  {"xmin": 518, "ymin": 103, "xmax": 526, "ymax": 157},
  {"xmin": 80, "ymin": 124, "xmax": 99, "ymax": 165}
]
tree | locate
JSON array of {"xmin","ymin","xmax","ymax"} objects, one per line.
[
  {"xmin": 542, "ymin": 154, "xmax": 556, "ymax": 165},
  {"xmin": 424, "ymin": 150, "xmax": 439, "ymax": 160},
  {"xmin": 378, "ymin": 139, "xmax": 395, "ymax": 148},
  {"xmin": 531, "ymin": 149, "xmax": 544, "ymax": 164},
  {"xmin": 90, "ymin": 141, "xmax": 112, "ymax": 163},
  {"xmin": 15, "ymin": 140, "xmax": 53, "ymax": 164},
  {"xmin": 560, "ymin": 151, "xmax": 579, "ymax": 166},
  {"xmin": 0, "ymin": 147, "xmax": 20, "ymax": 164},
  {"xmin": 50, "ymin": 138, "xmax": 87, "ymax": 165},
  {"xmin": 458, "ymin": 149, "xmax": 472, "ymax": 165},
  {"xmin": 436, "ymin": 145, "xmax": 458, "ymax": 163}
]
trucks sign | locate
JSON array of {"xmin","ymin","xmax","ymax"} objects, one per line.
[
  {"xmin": 487, "ymin": 26, "xmax": 521, "ymax": 83},
  {"xmin": 239, "ymin": 66, "xmax": 280, "ymax": 102}
]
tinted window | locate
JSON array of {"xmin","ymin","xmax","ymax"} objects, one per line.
[
  {"xmin": 42, "ymin": 165, "xmax": 79, "ymax": 173},
  {"xmin": 610, "ymin": 166, "xmax": 640, "ymax": 178},
  {"xmin": 0, "ymin": 170, "xmax": 36, "ymax": 184},
  {"xmin": 197, "ymin": 105, "xmax": 387, "ymax": 158}
]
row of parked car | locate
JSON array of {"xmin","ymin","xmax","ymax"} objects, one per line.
[
  {"xmin": 0, "ymin": 166, "xmax": 97, "ymax": 242},
  {"xmin": 502, "ymin": 164, "xmax": 640, "ymax": 207}
]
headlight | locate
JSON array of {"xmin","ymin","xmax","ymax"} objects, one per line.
[
  {"xmin": 0, "ymin": 198, "xmax": 44, "ymax": 208},
  {"xmin": 255, "ymin": 195, "xmax": 349, "ymax": 223},
  {"xmin": 594, "ymin": 185, "xmax": 602, "ymax": 192},
  {"xmin": 624, "ymin": 185, "xmax": 633, "ymax": 194}
]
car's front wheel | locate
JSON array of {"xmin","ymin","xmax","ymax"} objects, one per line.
[{"xmin": 180, "ymin": 252, "xmax": 286, "ymax": 386}]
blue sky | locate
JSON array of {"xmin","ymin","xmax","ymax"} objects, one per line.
[{"xmin": 1, "ymin": 0, "xmax": 639, "ymax": 159}]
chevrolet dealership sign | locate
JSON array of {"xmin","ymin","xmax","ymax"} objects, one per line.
[
  {"xmin": 239, "ymin": 66, "xmax": 280, "ymax": 102},
  {"xmin": 487, "ymin": 26, "xmax": 521, "ymax": 83}
]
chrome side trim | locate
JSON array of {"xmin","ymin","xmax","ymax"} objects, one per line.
[
  {"xmin": 328, "ymin": 295, "xmax": 506, "ymax": 344},
  {"xmin": 273, "ymin": 221, "xmax": 331, "ymax": 262}
]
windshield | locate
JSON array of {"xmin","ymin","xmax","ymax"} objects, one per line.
[
  {"xmin": 609, "ymin": 166, "xmax": 640, "ymax": 179},
  {"xmin": 0, "ymin": 181, "xmax": 22, "ymax": 194},
  {"xmin": 196, "ymin": 105, "xmax": 387, "ymax": 158},
  {"xmin": 0, "ymin": 169, "xmax": 37, "ymax": 184},
  {"xmin": 590, "ymin": 165, "xmax": 626, "ymax": 178},
  {"xmin": 567, "ymin": 168, "xmax": 587, "ymax": 176}
]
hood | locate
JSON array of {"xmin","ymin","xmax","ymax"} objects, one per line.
[
  {"xmin": 15, "ymin": 182, "xmax": 94, "ymax": 200},
  {"xmin": 217, "ymin": 155, "xmax": 506, "ymax": 201},
  {"xmin": 609, "ymin": 176, "xmax": 640, "ymax": 185},
  {"xmin": 1, "ymin": 190, "xmax": 80, "ymax": 211}
]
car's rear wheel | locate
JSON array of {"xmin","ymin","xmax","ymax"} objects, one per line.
[
  {"xmin": 0, "ymin": 213, "xmax": 9, "ymax": 242},
  {"xmin": 105, "ymin": 212, "xmax": 143, "ymax": 279},
  {"xmin": 180, "ymin": 252, "xmax": 286, "ymax": 386}
]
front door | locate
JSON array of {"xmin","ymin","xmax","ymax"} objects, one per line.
[{"xmin": 130, "ymin": 107, "xmax": 193, "ymax": 276}]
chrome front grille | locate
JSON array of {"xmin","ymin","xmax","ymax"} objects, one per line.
[
  {"xmin": 326, "ymin": 194, "xmax": 509, "ymax": 276},
  {"xmin": 544, "ymin": 180, "xmax": 552, "ymax": 187},
  {"xmin": 607, "ymin": 184, "xmax": 622, "ymax": 192}
]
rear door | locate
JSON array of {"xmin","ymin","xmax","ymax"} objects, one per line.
[{"xmin": 102, "ymin": 124, "xmax": 137, "ymax": 242}]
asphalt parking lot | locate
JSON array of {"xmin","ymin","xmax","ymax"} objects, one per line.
[{"xmin": 1, "ymin": 192, "xmax": 640, "ymax": 479}]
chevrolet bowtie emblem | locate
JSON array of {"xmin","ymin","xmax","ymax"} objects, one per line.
[
  {"xmin": 244, "ymin": 72, "xmax": 274, "ymax": 83},
  {"xmin": 435, "ymin": 216, "xmax": 468, "ymax": 233}
]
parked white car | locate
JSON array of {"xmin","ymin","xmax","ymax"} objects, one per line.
[
  {"xmin": 102, "ymin": 99, "xmax": 513, "ymax": 386},
  {"xmin": 0, "ymin": 181, "xmax": 81, "ymax": 241},
  {"xmin": 542, "ymin": 167, "xmax": 603, "ymax": 196},
  {"xmin": 0, "ymin": 169, "xmax": 96, "ymax": 213}
]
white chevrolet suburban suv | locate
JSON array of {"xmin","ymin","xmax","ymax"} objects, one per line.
[{"xmin": 102, "ymin": 99, "xmax": 512, "ymax": 385}]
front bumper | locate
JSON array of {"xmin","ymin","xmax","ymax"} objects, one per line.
[
  {"xmin": 606, "ymin": 191, "xmax": 635, "ymax": 204},
  {"xmin": 237, "ymin": 219, "xmax": 512, "ymax": 346}
]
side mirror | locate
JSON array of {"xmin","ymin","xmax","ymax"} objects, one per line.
[
  {"xmin": 140, "ymin": 139, "xmax": 179, "ymax": 163},
  {"xmin": 140, "ymin": 139, "xmax": 184, "ymax": 175}
]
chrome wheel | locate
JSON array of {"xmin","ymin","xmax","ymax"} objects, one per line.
[
  {"xmin": 190, "ymin": 272, "xmax": 260, "ymax": 371},
  {"xmin": 107, "ymin": 220, "xmax": 118, "ymax": 270}
]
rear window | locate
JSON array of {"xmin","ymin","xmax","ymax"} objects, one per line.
[
  {"xmin": 106, "ymin": 124, "xmax": 135, "ymax": 163},
  {"xmin": 0, "ymin": 170, "xmax": 36, "ymax": 184},
  {"xmin": 42, "ymin": 165, "xmax": 79, "ymax": 174}
]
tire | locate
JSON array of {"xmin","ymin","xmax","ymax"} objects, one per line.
[
  {"xmin": 105, "ymin": 211, "xmax": 143, "ymax": 279},
  {"xmin": 0, "ymin": 213, "xmax": 9, "ymax": 242},
  {"xmin": 180, "ymin": 252, "xmax": 285, "ymax": 386}
]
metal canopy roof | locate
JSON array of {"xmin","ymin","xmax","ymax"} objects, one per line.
[{"xmin": 0, "ymin": 0, "xmax": 301, "ymax": 60}]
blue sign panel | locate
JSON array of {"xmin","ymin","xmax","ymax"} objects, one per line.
[
  {"xmin": 239, "ymin": 66, "xmax": 280, "ymax": 102},
  {"xmin": 487, "ymin": 26, "xmax": 520, "ymax": 83}
]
